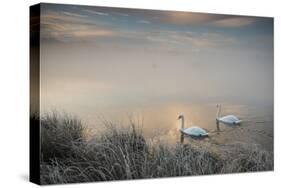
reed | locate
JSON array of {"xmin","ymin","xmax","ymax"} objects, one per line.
[{"xmin": 36, "ymin": 113, "xmax": 273, "ymax": 185}]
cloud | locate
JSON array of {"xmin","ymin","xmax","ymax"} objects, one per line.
[
  {"xmin": 62, "ymin": 11, "xmax": 88, "ymax": 18},
  {"xmin": 136, "ymin": 20, "xmax": 151, "ymax": 24},
  {"xmin": 144, "ymin": 30, "xmax": 235, "ymax": 49},
  {"xmin": 70, "ymin": 30, "xmax": 114, "ymax": 38},
  {"xmin": 118, "ymin": 29, "xmax": 236, "ymax": 54},
  {"xmin": 163, "ymin": 12, "xmax": 222, "ymax": 25},
  {"xmin": 147, "ymin": 11, "xmax": 257, "ymax": 28},
  {"xmin": 41, "ymin": 10, "xmax": 115, "ymax": 42},
  {"xmin": 212, "ymin": 17, "xmax": 256, "ymax": 27},
  {"xmin": 118, "ymin": 13, "xmax": 129, "ymax": 17},
  {"xmin": 187, "ymin": 32, "xmax": 236, "ymax": 48},
  {"xmin": 83, "ymin": 9, "xmax": 109, "ymax": 16},
  {"xmin": 40, "ymin": 6, "xmax": 259, "ymax": 47}
]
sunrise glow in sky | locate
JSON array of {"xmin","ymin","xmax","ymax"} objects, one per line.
[{"xmin": 40, "ymin": 3, "xmax": 273, "ymax": 125}]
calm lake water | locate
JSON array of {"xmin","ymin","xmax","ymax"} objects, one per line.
[{"xmin": 76, "ymin": 102, "xmax": 273, "ymax": 152}]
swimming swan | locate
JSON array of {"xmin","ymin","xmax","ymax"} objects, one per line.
[
  {"xmin": 216, "ymin": 104, "xmax": 242, "ymax": 125},
  {"xmin": 178, "ymin": 114, "xmax": 208, "ymax": 137}
]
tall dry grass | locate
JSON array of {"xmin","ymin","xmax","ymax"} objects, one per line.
[{"xmin": 36, "ymin": 113, "xmax": 273, "ymax": 185}]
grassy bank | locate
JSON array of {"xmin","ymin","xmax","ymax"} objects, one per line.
[{"xmin": 37, "ymin": 113, "xmax": 273, "ymax": 185}]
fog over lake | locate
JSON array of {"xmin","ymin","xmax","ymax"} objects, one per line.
[{"xmin": 40, "ymin": 4, "xmax": 273, "ymax": 150}]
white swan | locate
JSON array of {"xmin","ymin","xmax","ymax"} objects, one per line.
[
  {"xmin": 216, "ymin": 104, "xmax": 242, "ymax": 125},
  {"xmin": 178, "ymin": 114, "xmax": 208, "ymax": 137}
]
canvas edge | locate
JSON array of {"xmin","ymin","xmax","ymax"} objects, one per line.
[{"xmin": 30, "ymin": 3, "xmax": 41, "ymax": 185}]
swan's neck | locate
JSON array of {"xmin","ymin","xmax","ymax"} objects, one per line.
[
  {"xmin": 180, "ymin": 117, "xmax": 184, "ymax": 129},
  {"xmin": 216, "ymin": 105, "xmax": 221, "ymax": 119}
]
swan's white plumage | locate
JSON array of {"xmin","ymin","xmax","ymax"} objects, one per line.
[
  {"xmin": 216, "ymin": 105, "xmax": 242, "ymax": 125},
  {"xmin": 178, "ymin": 115, "xmax": 208, "ymax": 137},
  {"xmin": 180, "ymin": 126, "xmax": 208, "ymax": 137},
  {"xmin": 217, "ymin": 115, "xmax": 241, "ymax": 124}
]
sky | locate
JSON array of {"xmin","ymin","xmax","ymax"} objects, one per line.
[{"xmin": 39, "ymin": 3, "xmax": 273, "ymax": 126}]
